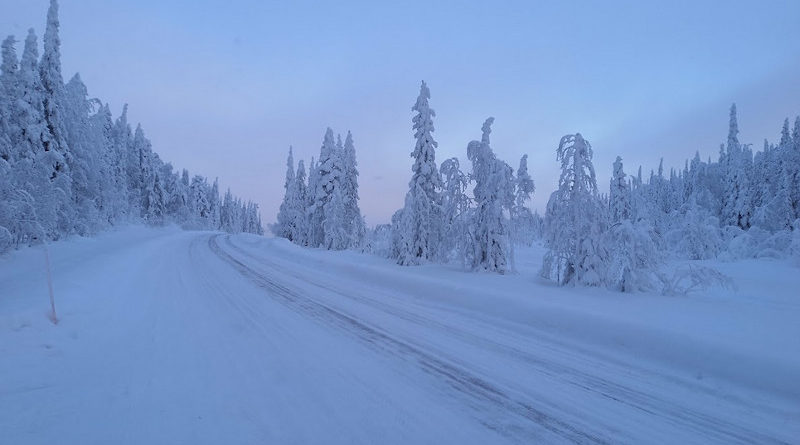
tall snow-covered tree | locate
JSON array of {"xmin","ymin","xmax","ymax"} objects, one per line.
[
  {"xmin": 304, "ymin": 156, "xmax": 319, "ymax": 246},
  {"xmin": 276, "ymin": 146, "xmax": 296, "ymax": 240},
  {"xmin": 208, "ymin": 178, "xmax": 220, "ymax": 229},
  {"xmin": 721, "ymin": 103, "xmax": 752, "ymax": 229},
  {"xmin": 341, "ymin": 131, "xmax": 364, "ymax": 247},
  {"xmin": 189, "ymin": 175, "xmax": 210, "ymax": 228},
  {"xmin": 465, "ymin": 118, "xmax": 515, "ymax": 273},
  {"xmin": 323, "ymin": 182, "xmax": 348, "ymax": 250},
  {"xmin": 609, "ymin": 156, "xmax": 631, "ymax": 223},
  {"xmin": 63, "ymin": 73, "xmax": 102, "ymax": 234},
  {"xmin": 439, "ymin": 157, "xmax": 470, "ymax": 261},
  {"xmin": 604, "ymin": 156, "xmax": 661, "ymax": 291},
  {"xmin": 511, "ymin": 153, "xmax": 536, "ymax": 244},
  {"xmin": 541, "ymin": 133, "xmax": 607, "ymax": 286},
  {"xmin": 17, "ymin": 29, "xmax": 68, "ymax": 239},
  {"xmin": 308, "ymin": 128, "xmax": 340, "ymax": 248},
  {"xmin": 39, "ymin": 0, "xmax": 72, "ymax": 192},
  {"xmin": 220, "ymin": 188, "xmax": 235, "ymax": 233},
  {"xmin": 130, "ymin": 123, "xmax": 153, "ymax": 217},
  {"xmin": 290, "ymin": 160, "xmax": 308, "ymax": 243},
  {"xmin": 321, "ymin": 133, "xmax": 346, "ymax": 250},
  {"xmin": 392, "ymin": 81, "xmax": 443, "ymax": 265},
  {"xmin": 112, "ymin": 104, "xmax": 134, "ymax": 217}
]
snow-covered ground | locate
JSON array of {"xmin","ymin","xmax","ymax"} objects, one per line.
[{"xmin": 1, "ymin": 226, "xmax": 798, "ymax": 444}]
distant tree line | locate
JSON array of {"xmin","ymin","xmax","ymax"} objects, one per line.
[
  {"xmin": 275, "ymin": 81, "xmax": 800, "ymax": 293},
  {"xmin": 0, "ymin": 0, "xmax": 263, "ymax": 253}
]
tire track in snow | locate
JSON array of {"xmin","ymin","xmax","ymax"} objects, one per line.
[
  {"xmin": 220, "ymin": 235, "xmax": 793, "ymax": 445},
  {"xmin": 208, "ymin": 234, "xmax": 609, "ymax": 444}
]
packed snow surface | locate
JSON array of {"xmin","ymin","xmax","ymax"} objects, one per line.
[{"xmin": 1, "ymin": 226, "xmax": 798, "ymax": 444}]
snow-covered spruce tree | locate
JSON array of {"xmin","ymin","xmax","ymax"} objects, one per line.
[
  {"xmin": 92, "ymin": 104, "xmax": 121, "ymax": 223},
  {"xmin": 220, "ymin": 188, "xmax": 235, "ymax": 233},
  {"xmin": 63, "ymin": 73, "xmax": 101, "ymax": 234},
  {"xmin": 721, "ymin": 104, "xmax": 752, "ymax": 229},
  {"xmin": 40, "ymin": 0, "xmax": 73, "ymax": 211},
  {"xmin": 342, "ymin": 131, "xmax": 365, "ymax": 247},
  {"xmin": 177, "ymin": 168, "xmax": 191, "ymax": 223},
  {"xmin": 609, "ymin": 156, "xmax": 631, "ymax": 223},
  {"xmin": 390, "ymin": 197, "xmax": 412, "ymax": 261},
  {"xmin": 604, "ymin": 156, "xmax": 661, "ymax": 291},
  {"xmin": 160, "ymin": 162, "xmax": 182, "ymax": 222},
  {"xmin": 143, "ymin": 153, "xmax": 166, "ymax": 225},
  {"xmin": 290, "ymin": 160, "xmax": 308, "ymax": 243},
  {"xmin": 439, "ymin": 157, "xmax": 471, "ymax": 262},
  {"xmin": 322, "ymin": 134, "xmax": 348, "ymax": 250},
  {"xmin": 511, "ymin": 154, "xmax": 536, "ymax": 244},
  {"xmin": 113, "ymin": 105, "xmax": 134, "ymax": 218},
  {"xmin": 750, "ymin": 139, "xmax": 771, "ymax": 215},
  {"xmin": 541, "ymin": 133, "xmax": 607, "ymax": 286},
  {"xmin": 18, "ymin": 29, "xmax": 67, "ymax": 240},
  {"xmin": 131, "ymin": 124, "xmax": 154, "ymax": 218},
  {"xmin": 189, "ymin": 175, "xmax": 210, "ymax": 228},
  {"xmin": 208, "ymin": 178, "xmax": 220, "ymax": 229},
  {"xmin": 752, "ymin": 122, "xmax": 794, "ymax": 231},
  {"xmin": 307, "ymin": 130, "xmax": 337, "ymax": 247},
  {"xmin": 464, "ymin": 118, "xmax": 515, "ymax": 273},
  {"xmin": 323, "ymin": 181, "xmax": 349, "ymax": 250},
  {"xmin": 304, "ymin": 156, "xmax": 319, "ymax": 246},
  {"xmin": 275, "ymin": 146, "xmax": 296, "ymax": 240},
  {"xmin": 392, "ymin": 81, "xmax": 443, "ymax": 265}
]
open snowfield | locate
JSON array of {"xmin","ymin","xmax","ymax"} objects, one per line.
[{"xmin": 1, "ymin": 226, "xmax": 798, "ymax": 444}]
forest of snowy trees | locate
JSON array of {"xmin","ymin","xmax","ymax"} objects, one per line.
[
  {"xmin": 0, "ymin": 1, "xmax": 263, "ymax": 254},
  {"xmin": 274, "ymin": 129, "xmax": 365, "ymax": 250},
  {"xmin": 275, "ymin": 81, "xmax": 800, "ymax": 293},
  {"xmin": 5, "ymin": 2, "xmax": 799, "ymax": 295},
  {"xmin": 275, "ymin": 82, "xmax": 538, "ymax": 273}
]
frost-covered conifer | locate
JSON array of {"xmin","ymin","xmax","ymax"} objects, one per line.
[
  {"xmin": 342, "ymin": 131, "xmax": 364, "ymax": 247},
  {"xmin": 276, "ymin": 146, "xmax": 296, "ymax": 240},
  {"xmin": 113, "ymin": 105, "xmax": 134, "ymax": 216},
  {"xmin": 466, "ymin": 118, "xmax": 515, "ymax": 273},
  {"xmin": 440, "ymin": 157, "xmax": 470, "ymax": 260},
  {"xmin": 541, "ymin": 133, "xmax": 607, "ymax": 286},
  {"xmin": 721, "ymin": 104, "xmax": 752, "ymax": 229},
  {"xmin": 609, "ymin": 156, "xmax": 631, "ymax": 223},
  {"xmin": 63, "ymin": 73, "xmax": 100, "ymax": 234},
  {"xmin": 40, "ymin": 0, "xmax": 72, "ymax": 192},
  {"xmin": 208, "ymin": 178, "xmax": 220, "ymax": 229},
  {"xmin": 604, "ymin": 156, "xmax": 662, "ymax": 291},
  {"xmin": 510, "ymin": 154, "xmax": 536, "ymax": 244},
  {"xmin": 315, "ymin": 128, "xmax": 345, "ymax": 248},
  {"xmin": 291, "ymin": 160, "xmax": 308, "ymax": 243},
  {"xmin": 305, "ymin": 156, "xmax": 319, "ymax": 246},
  {"xmin": 324, "ymin": 183, "xmax": 349, "ymax": 250},
  {"xmin": 392, "ymin": 81, "xmax": 443, "ymax": 265}
]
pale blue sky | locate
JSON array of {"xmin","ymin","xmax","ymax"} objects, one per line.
[{"xmin": 2, "ymin": 0, "xmax": 799, "ymax": 224}]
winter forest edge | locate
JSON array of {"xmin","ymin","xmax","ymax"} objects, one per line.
[
  {"xmin": 274, "ymin": 85, "xmax": 800, "ymax": 293},
  {"xmin": 0, "ymin": 0, "xmax": 264, "ymax": 254},
  {"xmin": 3, "ymin": 1, "xmax": 800, "ymax": 295}
]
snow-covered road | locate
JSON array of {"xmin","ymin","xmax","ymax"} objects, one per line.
[{"xmin": 1, "ymin": 227, "xmax": 798, "ymax": 444}]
